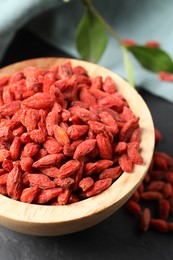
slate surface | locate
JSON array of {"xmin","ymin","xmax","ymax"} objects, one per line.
[{"xmin": 0, "ymin": 29, "xmax": 173, "ymax": 260}]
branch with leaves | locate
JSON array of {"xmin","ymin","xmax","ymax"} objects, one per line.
[{"xmin": 64, "ymin": 0, "xmax": 173, "ymax": 86}]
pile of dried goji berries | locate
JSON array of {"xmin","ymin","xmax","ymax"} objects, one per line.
[
  {"xmin": 125, "ymin": 128, "xmax": 173, "ymax": 232},
  {"xmin": 0, "ymin": 61, "xmax": 143, "ymax": 205}
]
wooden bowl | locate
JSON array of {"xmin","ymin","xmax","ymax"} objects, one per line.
[{"xmin": 0, "ymin": 58, "xmax": 155, "ymax": 236}]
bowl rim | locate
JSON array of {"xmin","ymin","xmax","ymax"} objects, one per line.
[{"xmin": 0, "ymin": 57, "xmax": 155, "ymax": 225}]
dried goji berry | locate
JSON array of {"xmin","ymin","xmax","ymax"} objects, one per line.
[
  {"xmin": 0, "ymin": 75, "xmax": 9, "ymax": 88},
  {"xmin": 155, "ymin": 151, "xmax": 173, "ymax": 167},
  {"xmin": 162, "ymin": 183, "xmax": 173, "ymax": 198},
  {"xmin": 118, "ymin": 153, "xmax": 133, "ymax": 173},
  {"xmin": 34, "ymin": 148, "xmax": 48, "ymax": 161},
  {"xmin": 20, "ymin": 108, "xmax": 39, "ymax": 132},
  {"xmin": 35, "ymin": 187, "xmax": 63, "ymax": 204},
  {"xmin": 114, "ymin": 142, "xmax": 127, "ymax": 154},
  {"xmin": 67, "ymin": 125, "xmax": 89, "ymax": 140},
  {"xmin": 73, "ymin": 65, "xmax": 88, "ymax": 76},
  {"xmin": 28, "ymin": 173, "xmax": 56, "ymax": 189},
  {"xmin": 58, "ymin": 189, "xmax": 71, "ymax": 205},
  {"xmin": 2, "ymin": 86, "xmax": 14, "ymax": 104},
  {"xmin": 6, "ymin": 162, "xmax": 23, "ymax": 200},
  {"xmin": 88, "ymin": 120, "xmax": 105, "ymax": 135},
  {"xmin": 79, "ymin": 177, "xmax": 94, "ymax": 192},
  {"xmin": 119, "ymin": 117, "xmax": 139, "ymax": 142},
  {"xmin": 0, "ymin": 173, "xmax": 8, "ymax": 185},
  {"xmin": 73, "ymin": 139, "xmax": 96, "ymax": 159},
  {"xmin": 33, "ymin": 153, "xmax": 65, "ymax": 168},
  {"xmin": 2, "ymin": 159, "xmax": 13, "ymax": 172},
  {"xmin": 0, "ymin": 182, "xmax": 7, "ymax": 194},
  {"xmin": 137, "ymin": 182, "xmax": 144, "ymax": 195},
  {"xmin": 83, "ymin": 162, "xmax": 98, "ymax": 176},
  {"xmin": 54, "ymin": 177, "xmax": 74, "ymax": 190},
  {"xmin": 98, "ymin": 94, "xmax": 124, "ymax": 111},
  {"xmin": 141, "ymin": 191, "xmax": 163, "ymax": 201},
  {"xmin": 22, "ymin": 92, "xmax": 54, "ymax": 109},
  {"xmin": 63, "ymin": 143, "xmax": 74, "ymax": 157},
  {"xmin": 89, "ymin": 88, "xmax": 108, "ymax": 99},
  {"xmin": 43, "ymin": 137, "xmax": 62, "ymax": 154},
  {"xmin": 147, "ymin": 181, "xmax": 165, "ymax": 191},
  {"xmin": 102, "ymin": 76, "xmax": 116, "ymax": 93},
  {"xmin": 95, "ymin": 160, "xmax": 114, "ymax": 173},
  {"xmin": 77, "ymin": 108, "xmax": 98, "ymax": 122},
  {"xmin": 79, "ymin": 87, "xmax": 97, "ymax": 107},
  {"xmin": 127, "ymin": 142, "xmax": 143, "ymax": 165},
  {"xmin": 99, "ymin": 111, "xmax": 119, "ymax": 135},
  {"xmin": 12, "ymin": 125, "xmax": 26, "ymax": 137},
  {"xmin": 122, "ymin": 38, "xmax": 136, "ymax": 46},
  {"xmin": 40, "ymin": 167, "xmax": 59, "ymax": 178},
  {"xmin": 0, "ymin": 149, "xmax": 10, "ymax": 162},
  {"xmin": 58, "ymin": 160, "xmax": 80, "ymax": 179},
  {"xmin": 20, "ymin": 156, "xmax": 34, "ymax": 172},
  {"xmin": 99, "ymin": 166, "xmax": 122, "ymax": 180},
  {"xmin": 46, "ymin": 110, "xmax": 60, "ymax": 136},
  {"xmin": 85, "ymin": 178, "xmax": 112, "ymax": 197},
  {"xmin": 150, "ymin": 219, "xmax": 168, "ymax": 232},
  {"xmin": 120, "ymin": 106, "xmax": 134, "ymax": 122},
  {"xmin": 158, "ymin": 71, "xmax": 173, "ymax": 82},
  {"xmin": 22, "ymin": 142, "xmax": 40, "ymax": 157},
  {"xmin": 145, "ymin": 41, "xmax": 160, "ymax": 48},
  {"xmin": 149, "ymin": 170, "xmax": 165, "ymax": 180},
  {"xmin": 90, "ymin": 76, "xmax": 102, "ymax": 90},
  {"xmin": 125, "ymin": 200, "xmax": 141, "ymax": 215},
  {"xmin": 139, "ymin": 208, "xmax": 151, "ymax": 231},
  {"xmin": 20, "ymin": 132, "xmax": 32, "ymax": 144},
  {"xmin": 0, "ymin": 100, "xmax": 21, "ymax": 117},
  {"xmin": 20, "ymin": 186, "xmax": 38, "ymax": 203},
  {"xmin": 130, "ymin": 127, "xmax": 141, "ymax": 143},
  {"xmin": 158, "ymin": 199, "xmax": 170, "ymax": 220},
  {"xmin": 10, "ymin": 71, "xmax": 24, "ymax": 84},
  {"xmin": 165, "ymin": 171, "xmax": 173, "ymax": 183},
  {"xmin": 0, "ymin": 126, "xmax": 12, "ymax": 141},
  {"xmin": 73, "ymin": 160, "xmax": 84, "ymax": 190},
  {"xmin": 29, "ymin": 129, "xmax": 46, "ymax": 144},
  {"xmin": 96, "ymin": 134, "xmax": 113, "ymax": 160},
  {"xmin": 53, "ymin": 125, "xmax": 70, "ymax": 146},
  {"xmin": 154, "ymin": 154, "xmax": 168, "ymax": 171}
]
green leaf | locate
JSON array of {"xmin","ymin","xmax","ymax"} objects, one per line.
[
  {"xmin": 128, "ymin": 46, "xmax": 173, "ymax": 73},
  {"xmin": 76, "ymin": 8, "xmax": 108, "ymax": 63}
]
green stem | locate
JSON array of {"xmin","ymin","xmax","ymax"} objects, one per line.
[
  {"xmin": 82, "ymin": 0, "xmax": 122, "ymax": 46},
  {"xmin": 122, "ymin": 46, "xmax": 135, "ymax": 87},
  {"xmin": 81, "ymin": 0, "xmax": 135, "ymax": 86}
]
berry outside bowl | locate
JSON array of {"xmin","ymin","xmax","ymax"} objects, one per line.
[{"xmin": 0, "ymin": 57, "xmax": 155, "ymax": 236}]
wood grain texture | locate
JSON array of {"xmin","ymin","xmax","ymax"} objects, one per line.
[{"xmin": 0, "ymin": 58, "xmax": 155, "ymax": 236}]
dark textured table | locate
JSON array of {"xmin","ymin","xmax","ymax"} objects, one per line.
[{"xmin": 0, "ymin": 29, "xmax": 173, "ymax": 260}]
